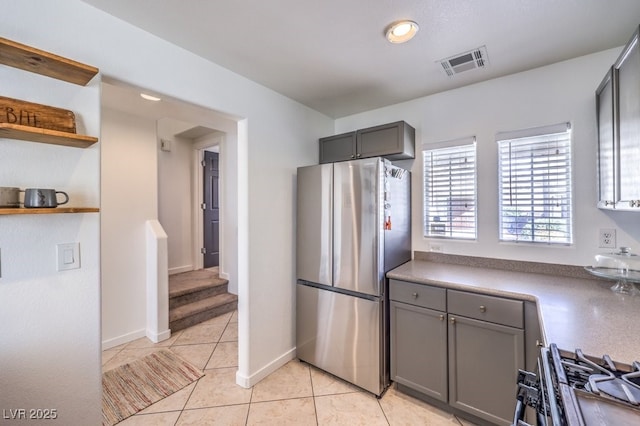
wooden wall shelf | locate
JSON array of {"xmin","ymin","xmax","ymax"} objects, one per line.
[
  {"xmin": 1, "ymin": 37, "xmax": 100, "ymax": 217},
  {"xmin": 0, "ymin": 37, "xmax": 98, "ymax": 86},
  {"xmin": 0, "ymin": 123, "xmax": 98, "ymax": 148},
  {"xmin": 0, "ymin": 207, "xmax": 99, "ymax": 215}
]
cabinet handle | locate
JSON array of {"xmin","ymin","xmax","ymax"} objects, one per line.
[
  {"xmin": 350, "ymin": 154, "xmax": 355, "ymax": 159},
  {"xmin": 631, "ymin": 200, "xmax": 640, "ymax": 208},
  {"xmin": 604, "ymin": 200, "xmax": 614, "ymax": 206},
  {"xmin": 412, "ymin": 292, "xmax": 418, "ymax": 299},
  {"xmin": 356, "ymin": 153, "xmax": 361, "ymax": 158},
  {"xmin": 536, "ymin": 340, "xmax": 544, "ymax": 348},
  {"xmin": 450, "ymin": 317, "xmax": 456, "ymax": 324},
  {"xmin": 439, "ymin": 314, "xmax": 445, "ymax": 321},
  {"xmin": 479, "ymin": 305, "xmax": 487, "ymax": 313}
]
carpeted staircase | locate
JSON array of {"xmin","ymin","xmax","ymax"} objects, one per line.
[{"xmin": 169, "ymin": 269, "xmax": 237, "ymax": 332}]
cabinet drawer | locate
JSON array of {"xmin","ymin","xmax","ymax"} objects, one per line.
[
  {"xmin": 389, "ymin": 279, "xmax": 446, "ymax": 311},
  {"xmin": 447, "ymin": 290, "xmax": 523, "ymax": 328}
]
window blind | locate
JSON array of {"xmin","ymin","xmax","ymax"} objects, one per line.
[
  {"xmin": 423, "ymin": 138, "xmax": 477, "ymax": 239},
  {"xmin": 497, "ymin": 123, "xmax": 572, "ymax": 244}
]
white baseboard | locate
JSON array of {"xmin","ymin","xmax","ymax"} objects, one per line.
[
  {"xmin": 235, "ymin": 347, "xmax": 296, "ymax": 388},
  {"xmin": 220, "ymin": 271, "xmax": 230, "ymax": 280},
  {"xmin": 102, "ymin": 328, "xmax": 146, "ymax": 350},
  {"xmin": 146, "ymin": 328, "xmax": 171, "ymax": 343},
  {"xmin": 169, "ymin": 265, "xmax": 193, "ymax": 275}
]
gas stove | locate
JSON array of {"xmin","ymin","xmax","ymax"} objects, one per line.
[{"xmin": 514, "ymin": 343, "xmax": 640, "ymax": 425}]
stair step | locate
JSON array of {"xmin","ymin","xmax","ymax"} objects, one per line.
[
  {"xmin": 169, "ymin": 269, "xmax": 228, "ymax": 298},
  {"xmin": 169, "ymin": 292, "xmax": 238, "ymax": 332},
  {"xmin": 169, "ymin": 269, "xmax": 229, "ymax": 310}
]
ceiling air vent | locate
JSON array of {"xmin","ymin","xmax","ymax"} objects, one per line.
[{"xmin": 439, "ymin": 46, "xmax": 489, "ymax": 77}]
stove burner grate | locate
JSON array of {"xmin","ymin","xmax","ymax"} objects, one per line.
[{"xmin": 564, "ymin": 349, "xmax": 640, "ymax": 406}]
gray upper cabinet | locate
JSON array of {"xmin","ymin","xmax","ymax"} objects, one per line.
[
  {"xmin": 596, "ymin": 69, "xmax": 616, "ymax": 209},
  {"xmin": 615, "ymin": 27, "xmax": 640, "ymax": 209},
  {"xmin": 597, "ymin": 26, "xmax": 640, "ymax": 211},
  {"xmin": 318, "ymin": 131, "xmax": 356, "ymax": 164},
  {"xmin": 356, "ymin": 121, "xmax": 415, "ymax": 160},
  {"xmin": 319, "ymin": 121, "xmax": 415, "ymax": 164}
]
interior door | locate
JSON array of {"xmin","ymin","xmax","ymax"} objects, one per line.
[{"xmin": 203, "ymin": 151, "xmax": 219, "ymax": 268}]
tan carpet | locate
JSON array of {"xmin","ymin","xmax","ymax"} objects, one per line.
[{"xmin": 102, "ymin": 349, "xmax": 204, "ymax": 425}]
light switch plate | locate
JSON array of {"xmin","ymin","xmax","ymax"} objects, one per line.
[
  {"xmin": 57, "ymin": 242, "xmax": 80, "ymax": 271},
  {"xmin": 160, "ymin": 138, "xmax": 172, "ymax": 152}
]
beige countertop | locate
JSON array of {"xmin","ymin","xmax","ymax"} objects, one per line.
[{"xmin": 387, "ymin": 259, "xmax": 640, "ymax": 364}]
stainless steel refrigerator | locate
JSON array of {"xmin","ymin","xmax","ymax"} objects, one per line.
[{"xmin": 296, "ymin": 157, "xmax": 411, "ymax": 396}]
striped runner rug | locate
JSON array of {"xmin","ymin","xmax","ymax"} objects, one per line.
[{"xmin": 102, "ymin": 349, "xmax": 204, "ymax": 425}]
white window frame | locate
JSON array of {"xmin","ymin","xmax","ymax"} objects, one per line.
[
  {"xmin": 497, "ymin": 123, "xmax": 573, "ymax": 245},
  {"xmin": 423, "ymin": 137, "xmax": 477, "ymax": 240}
]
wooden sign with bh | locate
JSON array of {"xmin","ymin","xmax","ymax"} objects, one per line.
[{"xmin": 0, "ymin": 95, "xmax": 77, "ymax": 133}]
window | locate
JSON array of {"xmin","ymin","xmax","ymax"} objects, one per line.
[
  {"xmin": 497, "ymin": 123, "xmax": 572, "ymax": 244},
  {"xmin": 423, "ymin": 137, "xmax": 477, "ymax": 239}
]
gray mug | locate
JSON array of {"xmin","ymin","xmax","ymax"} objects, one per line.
[
  {"xmin": 23, "ymin": 188, "xmax": 69, "ymax": 208},
  {"xmin": 0, "ymin": 187, "xmax": 20, "ymax": 208}
]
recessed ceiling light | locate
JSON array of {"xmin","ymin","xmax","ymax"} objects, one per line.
[
  {"xmin": 385, "ymin": 20, "xmax": 419, "ymax": 44},
  {"xmin": 140, "ymin": 93, "xmax": 161, "ymax": 102}
]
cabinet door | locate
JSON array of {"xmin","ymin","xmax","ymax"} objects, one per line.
[
  {"xmin": 596, "ymin": 69, "xmax": 616, "ymax": 209},
  {"xmin": 390, "ymin": 301, "xmax": 448, "ymax": 402},
  {"xmin": 615, "ymin": 29, "xmax": 640, "ymax": 209},
  {"xmin": 319, "ymin": 132, "xmax": 356, "ymax": 163},
  {"xmin": 448, "ymin": 315, "xmax": 524, "ymax": 426},
  {"xmin": 356, "ymin": 121, "xmax": 415, "ymax": 160}
]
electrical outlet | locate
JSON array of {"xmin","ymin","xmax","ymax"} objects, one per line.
[{"xmin": 599, "ymin": 228, "xmax": 617, "ymax": 248}]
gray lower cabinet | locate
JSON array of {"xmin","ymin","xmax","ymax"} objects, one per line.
[
  {"xmin": 390, "ymin": 280, "xmax": 526, "ymax": 426},
  {"xmin": 448, "ymin": 314, "xmax": 524, "ymax": 425},
  {"xmin": 390, "ymin": 301, "xmax": 447, "ymax": 401},
  {"xmin": 319, "ymin": 121, "xmax": 415, "ymax": 163}
]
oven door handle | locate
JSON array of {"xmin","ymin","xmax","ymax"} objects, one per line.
[
  {"xmin": 511, "ymin": 402, "xmax": 545, "ymax": 426},
  {"xmin": 513, "ymin": 381, "xmax": 542, "ymax": 426},
  {"xmin": 537, "ymin": 411, "xmax": 547, "ymax": 426},
  {"xmin": 512, "ymin": 398, "xmax": 526, "ymax": 425}
]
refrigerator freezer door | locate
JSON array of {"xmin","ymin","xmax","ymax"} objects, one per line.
[
  {"xmin": 296, "ymin": 164, "xmax": 333, "ymax": 286},
  {"xmin": 296, "ymin": 282, "xmax": 385, "ymax": 395},
  {"xmin": 333, "ymin": 158, "xmax": 383, "ymax": 296}
]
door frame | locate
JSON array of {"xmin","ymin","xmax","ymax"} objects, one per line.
[{"xmin": 192, "ymin": 133, "xmax": 227, "ymax": 277}]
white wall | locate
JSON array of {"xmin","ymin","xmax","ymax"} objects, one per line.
[
  {"xmin": 0, "ymin": 52, "xmax": 101, "ymax": 424},
  {"xmin": 2, "ymin": 2, "xmax": 333, "ymax": 419},
  {"xmin": 101, "ymin": 107, "xmax": 158, "ymax": 348},
  {"xmin": 336, "ymin": 48, "xmax": 640, "ymax": 266},
  {"xmin": 157, "ymin": 118, "xmax": 197, "ymax": 275}
]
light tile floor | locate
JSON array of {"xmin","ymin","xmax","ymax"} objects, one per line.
[{"xmin": 102, "ymin": 310, "xmax": 474, "ymax": 425}]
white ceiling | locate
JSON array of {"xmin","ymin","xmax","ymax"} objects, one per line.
[{"xmin": 83, "ymin": 0, "xmax": 640, "ymax": 118}]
